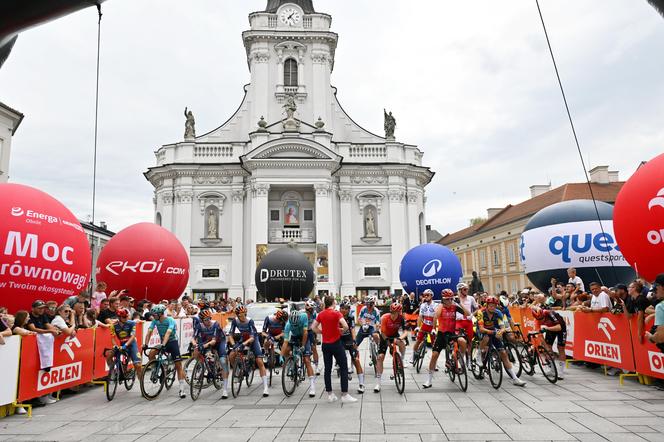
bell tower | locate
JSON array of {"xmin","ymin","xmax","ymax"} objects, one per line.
[{"xmin": 243, "ymin": 1, "xmax": 337, "ymax": 128}]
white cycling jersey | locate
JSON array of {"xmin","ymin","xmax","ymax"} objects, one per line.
[
  {"xmin": 418, "ymin": 301, "xmax": 437, "ymax": 329},
  {"xmin": 456, "ymin": 295, "xmax": 478, "ymax": 321}
]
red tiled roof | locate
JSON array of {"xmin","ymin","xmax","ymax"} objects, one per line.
[{"xmin": 439, "ymin": 182, "xmax": 624, "ymax": 245}]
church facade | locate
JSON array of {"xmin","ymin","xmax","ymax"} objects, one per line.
[{"xmin": 145, "ymin": 0, "xmax": 434, "ymax": 301}]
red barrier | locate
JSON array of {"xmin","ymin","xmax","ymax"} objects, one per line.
[
  {"xmin": 18, "ymin": 329, "xmax": 95, "ymax": 402},
  {"xmin": 630, "ymin": 316, "xmax": 664, "ymax": 379},
  {"xmin": 573, "ymin": 313, "xmax": 635, "ymax": 371}
]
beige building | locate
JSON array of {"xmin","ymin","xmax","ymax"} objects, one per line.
[{"xmin": 439, "ymin": 166, "xmax": 624, "ymax": 295}]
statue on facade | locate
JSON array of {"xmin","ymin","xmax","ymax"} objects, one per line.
[
  {"xmin": 207, "ymin": 209, "xmax": 218, "ymax": 238},
  {"xmin": 384, "ymin": 109, "xmax": 396, "ymax": 139},
  {"xmin": 365, "ymin": 208, "xmax": 377, "ymax": 237},
  {"xmin": 184, "ymin": 107, "xmax": 196, "ymax": 139},
  {"xmin": 283, "ymin": 94, "xmax": 297, "ymax": 120}
]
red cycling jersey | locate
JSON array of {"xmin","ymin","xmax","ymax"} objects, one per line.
[
  {"xmin": 437, "ymin": 304, "xmax": 464, "ymax": 334},
  {"xmin": 380, "ymin": 313, "xmax": 405, "ymax": 338}
]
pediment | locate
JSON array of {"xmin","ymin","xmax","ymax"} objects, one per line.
[{"xmin": 243, "ymin": 139, "xmax": 340, "ymax": 162}]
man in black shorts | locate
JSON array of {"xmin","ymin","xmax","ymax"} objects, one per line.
[
  {"xmin": 339, "ymin": 300, "xmax": 365, "ymax": 394},
  {"xmin": 532, "ymin": 306, "xmax": 567, "ymax": 380}
]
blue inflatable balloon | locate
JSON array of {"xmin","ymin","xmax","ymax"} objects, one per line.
[{"xmin": 399, "ymin": 244, "xmax": 463, "ymax": 300}]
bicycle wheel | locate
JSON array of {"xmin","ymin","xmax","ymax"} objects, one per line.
[
  {"xmin": 190, "ymin": 360, "xmax": 205, "ymax": 401},
  {"xmin": 246, "ymin": 354, "xmax": 255, "ymax": 387},
  {"xmin": 487, "ymin": 348, "xmax": 503, "ymax": 390},
  {"xmin": 267, "ymin": 347, "xmax": 275, "ymax": 387},
  {"xmin": 164, "ymin": 360, "xmax": 176, "ymax": 390},
  {"xmin": 505, "ymin": 342, "xmax": 523, "ymax": 378},
  {"xmin": 415, "ymin": 344, "xmax": 425, "ymax": 374},
  {"xmin": 140, "ymin": 359, "xmax": 165, "ymax": 400},
  {"xmin": 536, "ymin": 347, "xmax": 558, "ymax": 384},
  {"xmin": 106, "ymin": 363, "xmax": 118, "ymax": 401},
  {"xmin": 184, "ymin": 357, "xmax": 196, "ymax": 386},
  {"xmin": 518, "ymin": 344, "xmax": 535, "ymax": 376},
  {"xmin": 231, "ymin": 358, "xmax": 244, "ymax": 398},
  {"xmin": 470, "ymin": 340, "xmax": 483, "ymax": 380},
  {"xmin": 281, "ymin": 356, "xmax": 298, "ymax": 396},
  {"xmin": 121, "ymin": 354, "xmax": 136, "ymax": 391},
  {"xmin": 394, "ymin": 351, "xmax": 405, "ymax": 394},
  {"xmin": 370, "ymin": 342, "xmax": 378, "ymax": 376},
  {"xmin": 212, "ymin": 357, "xmax": 224, "ymax": 390},
  {"xmin": 456, "ymin": 353, "xmax": 468, "ymax": 392},
  {"xmin": 446, "ymin": 345, "xmax": 456, "ymax": 382}
]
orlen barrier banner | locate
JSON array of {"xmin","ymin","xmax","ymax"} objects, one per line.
[
  {"xmin": 0, "ymin": 183, "xmax": 92, "ymax": 312},
  {"xmin": 630, "ymin": 316, "xmax": 664, "ymax": 379},
  {"xmin": 0, "ymin": 336, "xmax": 21, "ymax": 406},
  {"xmin": 141, "ymin": 322, "xmax": 163, "ymax": 364},
  {"xmin": 558, "ymin": 310, "xmax": 575, "ymax": 357},
  {"xmin": 510, "ymin": 307, "xmax": 575, "ymax": 357},
  {"xmin": 18, "ymin": 329, "xmax": 95, "ymax": 402},
  {"xmin": 572, "ymin": 313, "xmax": 635, "ymax": 371},
  {"xmin": 93, "ymin": 324, "xmax": 144, "ymax": 379}
]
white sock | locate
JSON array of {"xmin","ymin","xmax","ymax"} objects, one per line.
[
  {"xmin": 427, "ymin": 372, "xmax": 433, "ymax": 383},
  {"xmin": 309, "ymin": 376, "xmax": 315, "ymax": 387},
  {"xmin": 376, "ymin": 375, "xmax": 381, "ymax": 385},
  {"xmin": 179, "ymin": 379, "xmax": 185, "ymax": 387},
  {"xmin": 358, "ymin": 373, "xmax": 364, "ymax": 385},
  {"xmin": 506, "ymin": 368, "xmax": 517, "ymax": 380},
  {"xmin": 224, "ymin": 378, "xmax": 229, "ymax": 389},
  {"xmin": 262, "ymin": 376, "xmax": 268, "ymax": 388}
]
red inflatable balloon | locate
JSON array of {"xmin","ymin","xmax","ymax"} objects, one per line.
[
  {"xmin": 0, "ymin": 183, "xmax": 92, "ymax": 312},
  {"xmin": 614, "ymin": 152, "xmax": 664, "ymax": 282},
  {"xmin": 96, "ymin": 223, "xmax": 189, "ymax": 302}
]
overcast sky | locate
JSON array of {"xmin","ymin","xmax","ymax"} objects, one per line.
[{"xmin": 1, "ymin": 0, "xmax": 663, "ymax": 237}]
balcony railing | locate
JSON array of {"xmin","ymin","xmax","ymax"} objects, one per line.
[{"xmin": 269, "ymin": 227, "xmax": 315, "ymax": 243}]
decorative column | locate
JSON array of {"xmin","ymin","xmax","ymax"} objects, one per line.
[
  {"xmin": 159, "ymin": 191, "xmax": 174, "ymax": 232},
  {"xmin": 388, "ymin": 188, "xmax": 407, "ymax": 292},
  {"xmin": 249, "ymin": 48, "xmax": 270, "ymax": 126},
  {"xmin": 339, "ymin": 189, "xmax": 354, "ymax": 297},
  {"xmin": 247, "ymin": 181, "xmax": 270, "ymax": 299},
  {"xmin": 174, "ymin": 190, "xmax": 194, "ymax": 254},
  {"xmin": 407, "ymin": 191, "xmax": 420, "ymax": 248},
  {"xmin": 229, "ymin": 188, "xmax": 245, "ymax": 299},
  {"xmin": 315, "ymin": 182, "xmax": 335, "ymax": 293}
]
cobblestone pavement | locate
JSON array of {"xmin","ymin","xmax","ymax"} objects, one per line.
[{"xmin": 1, "ymin": 347, "xmax": 663, "ymax": 442}]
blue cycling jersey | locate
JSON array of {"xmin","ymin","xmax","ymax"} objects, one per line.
[
  {"xmin": 263, "ymin": 315, "xmax": 284, "ymax": 337},
  {"xmin": 195, "ymin": 321, "xmax": 222, "ymax": 345},
  {"xmin": 229, "ymin": 318, "xmax": 258, "ymax": 341},
  {"xmin": 358, "ymin": 306, "xmax": 380, "ymax": 326},
  {"xmin": 305, "ymin": 310, "xmax": 317, "ymax": 330},
  {"xmin": 284, "ymin": 311, "xmax": 308, "ymax": 339},
  {"xmin": 148, "ymin": 317, "xmax": 178, "ymax": 342},
  {"xmin": 113, "ymin": 320, "xmax": 136, "ymax": 343}
]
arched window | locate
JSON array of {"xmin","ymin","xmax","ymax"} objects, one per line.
[
  {"xmin": 284, "ymin": 58, "xmax": 298, "ymax": 86},
  {"xmin": 155, "ymin": 212, "xmax": 162, "ymax": 226}
]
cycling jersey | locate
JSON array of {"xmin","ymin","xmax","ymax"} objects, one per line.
[
  {"xmin": 358, "ymin": 306, "xmax": 380, "ymax": 326},
  {"xmin": 437, "ymin": 304, "xmax": 465, "ymax": 334},
  {"xmin": 305, "ymin": 311, "xmax": 317, "ymax": 331},
  {"xmin": 477, "ymin": 309, "xmax": 504, "ymax": 332},
  {"xmin": 457, "ymin": 295, "xmax": 478, "ymax": 320},
  {"xmin": 538, "ymin": 309, "xmax": 565, "ymax": 329},
  {"xmin": 112, "ymin": 320, "xmax": 136, "ymax": 344},
  {"xmin": 341, "ymin": 314, "xmax": 355, "ymax": 340},
  {"xmin": 148, "ymin": 317, "xmax": 178, "ymax": 343},
  {"xmin": 195, "ymin": 321, "xmax": 222, "ymax": 345},
  {"xmin": 284, "ymin": 312, "xmax": 308, "ymax": 340},
  {"xmin": 380, "ymin": 313, "xmax": 405, "ymax": 338},
  {"xmin": 229, "ymin": 318, "xmax": 258, "ymax": 342},
  {"xmin": 262, "ymin": 315, "xmax": 284, "ymax": 337},
  {"xmin": 418, "ymin": 301, "xmax": 437, "ymax": 332}
]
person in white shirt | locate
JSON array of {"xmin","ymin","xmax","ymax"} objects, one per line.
[
  {"xmin": 51, "ymin": 305, "xmax": 77, "ymax": 336},
  {"xmin": 580, "ymin": 282, "xmax": 612, "ymax": 313},
  {"xmin": 567, "ymin": 268, "xmax": 585, "ymax": 293}
]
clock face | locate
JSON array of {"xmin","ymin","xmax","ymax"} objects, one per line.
[{"xmin": 279, "ymin": 8, "xmax": 301, "ymax": 26}]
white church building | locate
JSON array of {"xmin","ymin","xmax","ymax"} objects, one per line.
[{"xmin": 145, "ymin": 0, "xmax": 434, "ymax": 301}]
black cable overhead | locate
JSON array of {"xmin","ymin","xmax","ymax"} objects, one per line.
[
  {"xmin": 90, "ymin": 2, "xmax": 102, "ymax": 281},
  {"xmin": 534, "ymin": 0, "xmax": 618, "ymax": 283}
]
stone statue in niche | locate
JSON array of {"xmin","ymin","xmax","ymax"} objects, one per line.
[
  {"xmin": 184, "ymin": 107, "xmax": 196, "ymax": 139},
  {"xmin": 365, "ymin": 208, "xmax": 377, "ymax": 237},
  {"xmin": 384, "ymin": 109, "xmax": 396, "ymax": 139},
  {"xmin": 283, "ymin": 95, "xmax": 297, "ymax": 120},
  {"xmin": 207, "ymin": 209, "xmax": 218, "ymax": 238}
]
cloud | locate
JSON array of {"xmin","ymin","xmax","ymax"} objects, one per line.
[{"xmin": 0, "ymin": 0, "xmax": 662, "ymax": 238}]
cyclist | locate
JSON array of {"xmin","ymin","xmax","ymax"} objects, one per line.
[
  {"xmin": 423, "ymin": 290, "xmax": 470, "ymax": 388},
  {"xmin": 339, "ymin": 299, "xmax": 365, "ymax": 394},
  {"xmin": 108, "ymin": 307, "xmax": 142, "ymax": 379},
  {"xmin": 374, "ymin": 302, "xmax": 408, "ymax": 393},
  {"xmin": 261, "ymin": 309, "xmax": 287, "ymax": 355},
  {"xmin": 476, "ymin": 297, "xmax": 527, "ymax": 387},
  {"xmin": 355, "ymin": 295, "xmax": 381, "ymax": 348},
  {"xmin": 281, "ymin": 309, "xmax": 316, "ymax": 397},
  {"xmin": 228, "ymin": 304, "xmax": 270, "ymax": 397},
  {"xmin": 192, "ymin": 309, "xmax": 229, "ymax": 399},
  {"xmin": 411, "ymin": 289, "xmax": 436, "ymax": 365},
  {"xmin": 456, "ymin": 282, "xmax": 479, "ymax": 364},
  {"xmin": 498, "ymin": 295, "xmax": 517, "ymax": 344},
  {"xmin": 143, "ymin": 304, "xmax": 187, "ymax": 399},
  {"xmin": 531, "ymin": 305, "xmax": 567, "ymax": 380},
  {"xmin": 304, "ymin": 300, "xmax": 320, "ymax": 375}
]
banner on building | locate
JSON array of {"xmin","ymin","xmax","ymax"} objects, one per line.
[{"xmin": 316, "ymin": 243, "xmax": 329, "ymax": 283}]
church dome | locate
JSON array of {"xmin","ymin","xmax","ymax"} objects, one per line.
[{"xmin": 265, "ymin": 0, "xmax": 315, "ymax": 14}]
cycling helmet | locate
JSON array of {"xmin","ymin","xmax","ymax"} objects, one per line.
[
  {"xmin": 499, "ymin": 295, "xmax": 509, "ymax": 308},
  {"xmin": 235, "ymin": 304, "xmax": 247, "ymax": 315},
  {"xmin": 389, "ymin": 302, "xmax": 402, "ymax": 313},
  {"xmin": 305, "ymin": 300, "xmax": 316, "ymax": 310},
  {"xmin": 422, "ymin": 289, "xmax": 434, "ymax": 297},
  {"xmin": 531, "ymin": 306, "xmax": 545, "ymax": 320},
  {"xmin": 200, "ymin": 309, "xmax": 213, "ymax": 320},
  {"xmin": 340, "ymin": 299, "xmax": 351, "ymax": 310},
  {"xmin": 485, "ymin": 296, "xmax": 499, "ymax": 305},
  {"xmin": 289, "ymin": 310, "xmax": 302, "ymax": 326},
  {"xmin": 366, "ymin": 296, "xmax": 376, "ymax": 305},
  {"xmin": 150, "ymin": 304, "xmax": 166, "ymax": 316},
  {"xmin": 275, "ymin": 310, "xmax": 287, "ymax": 322},
  {"xmin": 456, "ymin": 282, "xmax": 469, "ymax": 291},
  {"xmin": 441, "ymin": 289, "xmax": 454, "ymax": 299},
  {"xmin": 116, "ymin": 308, "xmax": 129, "ymax": 319}
]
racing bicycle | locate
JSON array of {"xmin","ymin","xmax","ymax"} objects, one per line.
[
  {"xmin": 470, "ymin": 334, "xmax": 503, "ymax": 389},
  {"xmin": 231, "ymin": 345, "xmax": 256, "ymax": 398},
  {"xmin": 413, "ymin": 330, "xmax": 435, "ymax": 374},
  {"xmin": 105, "ymin": 345, "xmax": 137, "ymax": 401},
  {"xmin": 140, "ymin": 345, "xmax": 177, "ymax": 400},
  {"xmin": 282, "ymin": 344, "xmax": 307, "ymax": 396},
  {"xmin": 387, "ymin": 337, "xmax": 406, "ymax": 394},
  {"xmin": 190, "ymin": 345, "xmax": 224, "ymax": 401},
  {"xmin": 521, "ymin": 330, "xmax": 558, "ymax": 384},
  {"xmin": 444, "ymin": 330, "xmax": 468, "ymax": 392}
]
